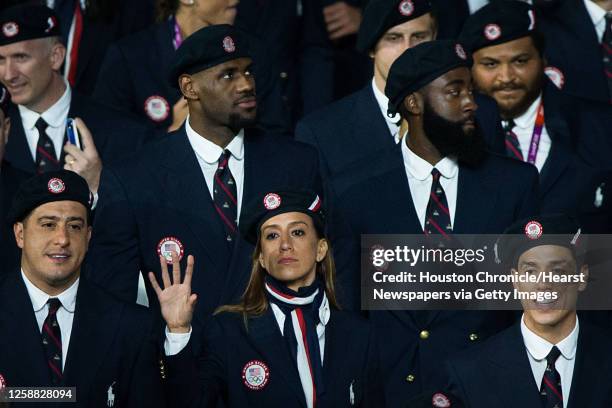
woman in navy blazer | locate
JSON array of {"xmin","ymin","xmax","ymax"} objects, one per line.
[{"xmin": 151, "ymin": 189, "xmax": 383, "ymax": 408}]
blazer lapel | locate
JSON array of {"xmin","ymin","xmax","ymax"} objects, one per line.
[
  {"xmin": 353, "ymin": 85, "xmax": 396, "ymax": 153},
  {"xmin": 247, "ymin": 310, "xmax": 307, "ymax": 407},
  {"xmin": 453, "ymin": 162, "xmax": 498, "ymax": 234},
  {"xmin": 567, "ymin": 324, "xmax": 602, "ymax": 408},
  {"xmin": 5, "ymin": 106, "xmax": 36, "ymax": 174}
]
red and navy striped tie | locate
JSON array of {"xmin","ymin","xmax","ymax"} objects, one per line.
[
  {"xmin": 603, "ymin": 12, "xmax": 612, "ymax": 102},
  {"xmin": 42, "ymin": 298, "xmax": 63, "ymax": 385},
  {"xmin": 503, "ymin": 119, "xmax": 523, "ymax": 161},
  {"xmin": 540, "ymin": 346, "xmax": 563, "ymax": 408},
  {"xmin": 35, "ymin": 118, "xmax": 60, "ymax": 174},
  {"xmin": 213, "ymin": 150, "xmax": 238, "ymax": 243},
  {"xmin": 424, "ymin": 168, "xmax": 452, "ymax": 237}
]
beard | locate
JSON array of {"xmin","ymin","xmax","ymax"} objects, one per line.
[
  {"xmin": 491, "ymin": 71, "xmax": 544, "ymax": 120},
  {"xmin": 422, "ymin": 102, "xmax": 487, "ymax": 166}
]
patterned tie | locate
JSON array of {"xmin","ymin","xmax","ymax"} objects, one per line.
[
  {"xmin": 41, "ymin": 298, "xmax": 63, "ymax": 385},
  {"xmin": 424, "ymin": 169, "xmax": 452, "ymax": 237},
  {"xmin": 213, "ymin": 150, "xmax": 238, "ymax": 243},
  {"xmin": 35, "ymin": 118, "xmax": 60, "ymax": 174},
  {"xmin": 540, "ymin": 346, "xmax": 563, "ymax": 408},
  {"xmin": 603, "ymin": 12, "xmax": 612, "ymax": 102},
  {"xmin": 503, "ymin": 120, "xmax": 523, "ymax": 161}
]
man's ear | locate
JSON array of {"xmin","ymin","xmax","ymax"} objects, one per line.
[
  {"xmin": 49, "ymin": 42, "xmax": 66, "ymax": 72},
  {"xmin": 13, "ymin": 222, "xmax": 24, "ymax": 249},
  {"xmin": 179, "ymin": 75, "xmax": 198, "ymax": 100},
  {"xmin": 404, "ymin": 93, "xmax": 422, "ymax": 115},
  {"xmin": 578, "ymin": 264, "xmax": 589, "ymax": 292}
]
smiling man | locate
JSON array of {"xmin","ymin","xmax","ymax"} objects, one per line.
[
  {"xmin": 87, "ymin": 25, "xmax": 320, "ymax": 334},
  {"xmin": 446, "ymin": 215, "xmax": 612, "ymax": 407},
  {"xmin": 0, "ymin": 170, "xmax": 164, "ymax": 407}
]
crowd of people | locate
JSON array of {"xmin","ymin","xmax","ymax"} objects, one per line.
[{"xmin": 0, "ymin": 0, "xmax": 611, "ymax": 407}]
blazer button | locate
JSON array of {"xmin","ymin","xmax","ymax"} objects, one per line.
[
  {"xmin": 280, "ymin": 72, "xmax": 288, "ymax": 79},
  {"xmin": 419, "ymin": 330, "xmax": 430, "ymax": 339},
  {"xmin": 469, "ymin": 333, "xmax": 478, "ymax": 341},
  {"xmin": 406, "ymin": 374, "xmax": 415, "ymax": 383}
]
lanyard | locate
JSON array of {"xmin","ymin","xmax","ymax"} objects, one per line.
[
  {"xmin": 172, "ymin": 16, "xmax": 183, "ymax": 50},
  {"xmin": 526, "ymin": 103, "xmax": 545, "ymax": 165}
]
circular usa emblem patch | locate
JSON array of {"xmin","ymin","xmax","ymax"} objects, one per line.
[
  {"xmin": 157, "ymin": 236, "xmax": 185, "ymax": 264},
  {"xmin": 484, "ymin": 24, "xmax": 501, "ymax": 41},
  {"xmin": 524, "ymin": 221, "xmax": 543, "ymax": 240},
  {"xmin": 2, "ymin": 22, "xmax": 18, "ymax": 38},
  {"xmin": 455, "ymin": 44, "xmax": 467, "ymax": 60},
  {"xmin": 544, "ymin": 66, "xmax": 565, "ymax": 90},
  {"xmin": 263, "ymin": 193, "xmax": 281, "ymax": 210},
  {"xmin": 432, "ymin": 392, "xmax": 451, "ymax": 407},
  {"xmin": 242, "ymin": 360, "xmax": 269, "ymax": 390},
  {"xmin": 47, "ymin": 178, "xmax": 65, "ymax": 194},
  {"xmin": 144, "ymin": 95, "xmax": 170, "ymax": 122},
  {"xmin": 398, "ymin": 0, "xmax": 414, "ymax": 16},
  {"xmin": 222, "ymin": 36, "xmax": 236, "ymax": 53}
]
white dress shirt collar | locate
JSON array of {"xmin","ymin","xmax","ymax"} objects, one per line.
[
  {"xmin": 18, "ymin": 82, "xmax": 71, "ymax": 131},
  {"xmin": 185, "ymin": 116, "xmax": 245, "ymax": 164},
  {"xmin": 512, "ymin": 94, "xmax": 542, "ymax": 131},
  {"xmin": 521, "ymin": 314, "xmax": 579, "ymax": 362},
  {"xmin": 21, "ymin": 269, "xmax": 79, "ymax": 313},
  {"xmin": 402, "ymin": 140, "xmax": 459, "ymax": 181},
  {"xmin": 371, "ymin": 78, "xmax": 401, "ymax": 137},
  {"xmin": 584, "ymin": 1, "xmax": 608, "ymax": 27}
]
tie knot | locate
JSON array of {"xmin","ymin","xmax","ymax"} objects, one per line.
[
  {"xmin": 546, "ymin": 346, "xmax": 562, "ymax": 366},
  {"xmin": 47, "ymin": 298, "xmax": 61, "ymax": 314},
  {"xmin": 431, "ymin": 168, "xmax": 441, "ymax": 181},
  {"xmin": 35, "ymin": 117, "xmax": 49, "ymax": 134},
  {"xmin": 217, "ymin": 150, "xmax": 231, "ymax": 169}
]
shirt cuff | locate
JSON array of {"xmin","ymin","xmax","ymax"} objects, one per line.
[{"xmin": 164, "ymin": 325, "xmax": 192, "ymax": 356}]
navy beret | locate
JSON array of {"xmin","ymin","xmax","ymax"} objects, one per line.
[
  {"xmin": 405, "ymin": 390, "xmax": 465, "ymax": 408},
  {"xmin": 459, "ymin": 1, "xmax": 536, "ymax": 53},
  {"xmin": 495, "ymin": 214, "xmax": 583, "ymax": 266},
  {"xmin": 8, "ymin": 170, "xmax": 92, "ymax": 224},
  {"xmin": 356, "ymin": 0, "xmax": 432, "ymax": 53},
  {"xmin": 385, "ymin": 40, "xmax": 471, "ymax": 116},
  {"xmin": 168, "ymin": 24, "xmax": 251, "ymax": 88},
  {"xmin": 0, "ymin": 4, "xmax": 61, "ymax": 46},
  {"xmin": 240, "ymin": 189, "xmax": 325, "ymax": 245}
]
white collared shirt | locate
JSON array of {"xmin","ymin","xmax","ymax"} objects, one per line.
[
  {"xmin": 21, "ymin": 270, "xmax": 78, "ymax": 370},
  {"xmin": 584, "ymin": 0, "xmax": 609, "ymax": 41},
  {"xmin": 185, "ymin": 115, "xmax": 245, "ymax": 221},
  {"xmin": 371, "ymin": 78, "xmax": 401, "ymax": 139},
  {"xmin": 521, "ymin": 314, "xmax": 578, "ymax": 408},
  {"xmin": 401, "ymin": 140, "xmax": 459, "ymax": 229},
  {"xmin": 466, "ymin": 0, "xmax": 532, "ymax": 14},
  {"xmin": 502, "ymin": 94, "xmax": 551, "ymax": 173},
  {"xmin": 18, "ymin": 83, "xmax": 71, "ymax": 162}
]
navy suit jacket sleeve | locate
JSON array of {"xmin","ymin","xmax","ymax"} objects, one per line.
[
  {"xmin": 87, "ymin": 166, "xmax": 141, "ymax": 303},
  {"xmin": 516, "ymin": 164, "xmax": 540, "ymax": 220}
]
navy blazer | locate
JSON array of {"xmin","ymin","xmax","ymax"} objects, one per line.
[
  {"xmin": 295, "ymin": 84, "xmax": 503, "ymax": 191},
  {"xmin": 87, "ymin": 127, "xmax": 320, "ymax": 322},
  {"xmin": 0, "ymin": 161, "xmax": 28, "ymax": 274},
  {"xmin": 0, "ymin": 272, "xmax": 164, "ymax": 407},
  {"xmin": 165, "ymin": 308, "xmax": 383, "ymax": 407},
  {"xmin": 446, "ymin": 321, "xmax": 612, "ymax": 408},
  {"xmin": 93, "ymin": 20, "xmax": 291, "ymax": 134},
  {"xmin": 4, "ymin": 91, "xmax": 153, "ymax": 176},
  {"xmin": 331, "ymin": 147, "xmax": 538, "ymax": 406},
  {"xmin": 538, "ymin": 0, "xmax": 610, "ymax": 104}
]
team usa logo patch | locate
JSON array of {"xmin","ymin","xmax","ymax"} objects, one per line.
[
  {"xmin": 455, "ymin": 44, "xmax": 467, "ymax": 60},
  {"xmin": 144, "ymin": 95, "xmax": 170, "ymax": 122},
  {"xmin": 242, "ymin": 360, "xmax": 269, "ymax": 390},
  {"xmin": 2, "ymin": 22, "xmax": 18, "ymax": 38},
  {"xmin": 483, "ymin": 24, "xmax": 501, "ymax": 41},
  {"xmin": 544, "ymin": 66, "xmax": 565, "ymax": 90},
  {"xmin": 47, "ymin": 178, "xmax": 65, "ymax": 194},
  {"xmin": 222, "ymin": 36, "xmax": 236, "ymax": 53},
  {"xmin": 157, "ymin": 236, "xmax": 185, "ymax": 264},
  {"xmin": 398, "ymin": 0, "xmax": 414, "ymax": 16},
  {"xmin": 524, "ymin": 221, "xmax": 543, "ymax": 240},
  {"xmin": 432, "ymin": 392, "xmax": 451, "ymax": 407},
  {"xmin": 263, "ymin": 193, "xmax": 281, "ymax": 210}
]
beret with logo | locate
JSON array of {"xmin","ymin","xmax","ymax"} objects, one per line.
[
  {"xmin": 168, "ymin": 24, "xmax": 251, "ymax": 88},
  {"xmin": 385, "ymin": 40, "xmax": 471, "ymax": 116},
  {"xmin": 356, "ymin": 0, "xmax": 432, "ymax": 53},
  {"xmin": 494, "ymin": 214, "xmax": 583, "ymax": 267},
  {"xmin": 0, "ymin": 4, "xmax": 61, "ymax": 46},
  {"xmin": 240, "ymin": 189, "xmax": 325, "ymax": 245},
  {"xmin": 459, "ymin": 1, "xmax": 536, "ymax": 53},
  {"xmin": 8, "ymin": 170, "xmax": 92, "ymax": 224}
]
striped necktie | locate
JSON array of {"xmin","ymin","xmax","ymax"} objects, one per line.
[
  {"xmin": 213, "ymin": 150, "xmax": 238, "ymax": 243},
  {"xmin": 503, "ymin": 119, "xmax": 523, "ymax": 160},
  {"xmin": 424, "ymin": 168, "xmax": 452, "ymax": 237},
  {"xmin": 35, "ymin": 118, "xmax": 61, "ymax": 173},
  {"xmin": 540, "ymin": 346, "xmax": 563, "ymax": 408},
  {"xmin": 41, "ymin": 298, "xmax": 63, "ymax": 385},
  {"xmin": 603, "ymin": 12, "xmax": 612, "ymax": 102}
]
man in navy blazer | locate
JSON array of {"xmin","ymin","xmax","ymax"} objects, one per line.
[
  {"xmin": 87, "ymin": 26, "xmax": 320, "ymax": 332},
  {"xmin": 1, "ymin": 170, "xmax": 164, "ymax": 407},
  {"xmin": 334, "ymin": 40, "xmax": 539, "ymax": 406},
  {"xmin": 460, "ymin": 1, "xmax": 612, "ymax": 233},
  {"xmin": 446, "ymin": 215, "xmax": 612, "ymax": 408}
]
